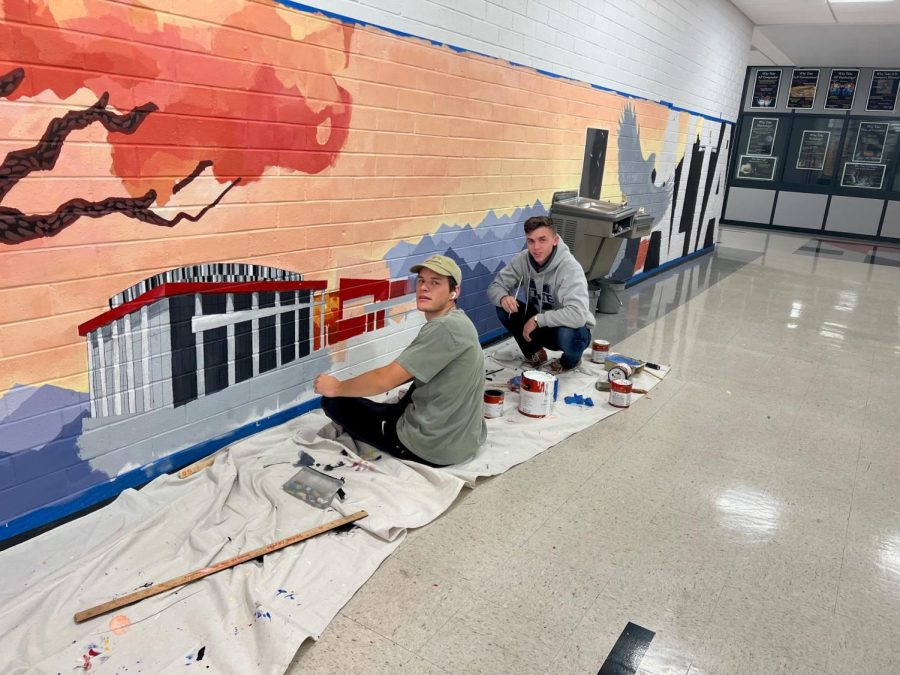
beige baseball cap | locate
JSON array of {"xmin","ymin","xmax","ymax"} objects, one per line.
[{"xmin": 409, "ymin": 254, "xmax": 462, "ymax": 285}]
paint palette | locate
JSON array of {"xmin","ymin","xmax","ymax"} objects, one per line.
[{"xmin": 283, "ymin": 467, "xmax": 345, "ymax": 509}]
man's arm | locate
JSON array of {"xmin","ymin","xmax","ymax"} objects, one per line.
[
  {"xmin": 314, "ymin": 361, "xmax": 412, "ymax": 398},
  {"xmin": 534, "ymin": 271, "xmax": 591, "ymax": 328},
  {"xmin": 486, "ymin": 255, "xmax": 523, "ymax": 308}
]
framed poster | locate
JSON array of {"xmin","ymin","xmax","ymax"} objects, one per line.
[
  {"xmin": 750, "ymin": 70, "xmax": 781, "ymax": 109},
  {"xmin": 840, "ymin": 162, "xmax": 885, "ymax": 189},
  {"xmin": 796, "ymin": 130, "xmax": 831, "ymax": 170},
  {"xmin": 738, "ymin": 155, "xmax": 778, "ymax": 181},
  {"xmin": 866, "ymin": 70, "xmax": 900, "ymax": 112},
  {"xmin": 825, "ymin": 69, "xmax": 860, "ymax": 110},
  {"xmin": 746, "ymin": 118, "xmax": 778, "ymax": 156},
  {"xmin": 787, "ymin": 69, "xmax": 819, "ymax": 109},
  {"xmin": 853, "ymin": 122, "xmax": 889, "ymax": 162},
  {"xmin": 750, "ymin": 70, "xmax": 782, "ymax": 108}
]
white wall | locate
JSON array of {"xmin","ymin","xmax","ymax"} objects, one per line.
[{"xmin": 296, "ymin": 0, "xmax": 753, "ymax": 120}]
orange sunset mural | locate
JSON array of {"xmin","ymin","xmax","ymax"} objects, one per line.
[{"xmin": 0, "ymin": 0, "xmax": 728, "ymax": 538}]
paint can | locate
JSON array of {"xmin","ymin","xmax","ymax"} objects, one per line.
[
  {"xmin": 609, "ymin": 378, "xmax": 633, "ymax": 408},
  {"xmin": 608, "ymin": 363, "xmax": 633, "ymax": 382},
  {"xmin": 483, "ymin": 389, "xmax": 505, "ymax": 418},
  {"xmin": 591, "ymin": 339, "xmax": 611, "ymax": 363},
  {"xmin": 518, "ymin": 370, "xmax": 558, "ymax": 418}
]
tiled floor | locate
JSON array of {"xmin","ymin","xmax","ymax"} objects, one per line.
[{"xmin": 287, "ymin": 226, "xmax": 900, "ymax": 674}]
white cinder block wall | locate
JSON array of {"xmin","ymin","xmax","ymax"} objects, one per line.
[{"xmin": 298, "ymin": 0, "xmax": 753, "ymax": 121}]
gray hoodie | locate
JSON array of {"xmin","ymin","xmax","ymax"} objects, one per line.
[{"xmin": 487, "ymin": 239, "xmax": 595, "ymax": 330}]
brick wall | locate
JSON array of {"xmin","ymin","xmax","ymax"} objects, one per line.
[
  {"xmin": 302, "ymin": 0, "xmax": 752, "ymax": 119},
  {"xmin": 0, "ymin": 0, "xmax": 751, "ymax": 538}
]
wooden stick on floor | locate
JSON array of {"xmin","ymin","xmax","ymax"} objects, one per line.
[
  {"xmin": 73, "ymin": 510, "xmax": 368, "ymax": 624},
  {"xmin": 177, "ymin": 455, "xmax": 217, "ymax": 479}
]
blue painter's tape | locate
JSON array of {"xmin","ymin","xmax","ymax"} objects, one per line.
[
  {"xmin": 272, "ymin": 0, "xmax": 735, "ymax": 125},
  {"xmin": 1, "ymin": 327, "xmax": 518, "ymax": 542},
  {"xmin": 534, "ymin": 68, "xmax": 578, "ymax": 83},
  {"xmin": 659, "ymin": 100, "xmax": 728, "ymax": 124},
  {"xmin": 625, "ymin": 245, "xmax": 715, "ymax": 288}
]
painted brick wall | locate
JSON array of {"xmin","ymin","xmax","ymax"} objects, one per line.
[
  {"xmin": 0, "ymin": 0, "xmax": 751, "ymax": 539},
  {"xmin": 299, "ymin": 0, "xmax": 753, "ymax": 120}
]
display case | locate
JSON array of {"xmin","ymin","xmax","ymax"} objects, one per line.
[
  {"xmin": 835, "ymin": 118, "xmax": 900, "ymax": 194},
  {"xmin": 732, "ymin": 114, "xmax": 790, "ymax": 184},
  {"xmin": 781, "ymin": 116, "xmax": 845, "ymax": 188},
  {"xmin": 724, "ymin": 66, "xmax": 900, "ymax": 242}
]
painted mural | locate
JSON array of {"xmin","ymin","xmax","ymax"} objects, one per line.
[{"xmin": 0, "ymin": 0, "xmax": 729, "ymax": 538}]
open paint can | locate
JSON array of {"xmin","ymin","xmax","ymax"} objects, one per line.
[
  {"xmin": 591, "ymin": 339, "xmax": 611, "ymax": 363},
  {"xmin": 519, "ymin": 370, "xmax": 558, "ymax": 418},
  {"xmin": 608, "ymin": 378, "xmax": 632, "ymax": 408},
  {"xmin": 483, "ymin": 389, "xmax": 505, "ymax": 418},
  {"xmin": 608, "ymin": 363, "xmax": 633, "ymax": 381}
]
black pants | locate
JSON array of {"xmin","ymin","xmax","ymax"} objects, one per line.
[{"xmin": 319, "ymin": 386, "xmax": 444, "ymax": 467}]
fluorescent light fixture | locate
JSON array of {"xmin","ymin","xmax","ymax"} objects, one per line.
[{"xmin": 829, "ymin": 0, "xmax": 892, "ymax": 4}]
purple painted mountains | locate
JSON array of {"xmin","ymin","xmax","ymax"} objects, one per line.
[
  {"xmin": 0, "ymin": 384, "xmax": 108, "ymax": 524},
  {"xmin": 384, "ymin": 202, "xmax": 542, "ymax": 335},
  {"xmin": 1, "ymin": 383, "xmax": 90, "ymax": 456}
]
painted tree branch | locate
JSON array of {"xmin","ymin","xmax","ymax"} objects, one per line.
[
  {"xmin": 0, "ymin": 67, "xmax": 25, "ymax": 98},
  {"xmin": 0, "ymin": 68, "xmax": 238, "ymax": 245},
  {"xmin": 0, "ymin": 175, "xmax": 240, "ymax": 243}
]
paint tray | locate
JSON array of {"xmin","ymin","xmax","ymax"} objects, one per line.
[
  {"xmin": 604, "ymin": 353, "xmax": 644, "ymax": 373},
  {"xmin": 283, "ymin": 466, "xmax": 345, "ymax": 509}
]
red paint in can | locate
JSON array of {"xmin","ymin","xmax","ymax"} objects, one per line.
[
  {"xmin": 483, "ymin": 389, "xmax": 505, "ymax": 418},
  {"xmin": 591, "ymin": 339, "xmax": 611, "ymax": 364},
  {"xmin": 608, "ymin": 378, "xmax": 633, "ymax": 408}
]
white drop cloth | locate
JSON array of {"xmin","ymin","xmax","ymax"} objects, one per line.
[{"xmin": 0, "ymin": 340, "xmax": 668, "ymax": 674}]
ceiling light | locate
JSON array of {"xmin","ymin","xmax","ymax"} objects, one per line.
[{"xmin": 829, "ymin": 0, "xmax": 893, "ymax": 4}]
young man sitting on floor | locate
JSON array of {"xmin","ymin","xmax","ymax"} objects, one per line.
[
  {"xmin": 487, "ymin": 215, "xmax": 594, "ymax": 374},
  {"xmin": 313, "ymin": 255, "xmax": 487, "ymax": 467}
]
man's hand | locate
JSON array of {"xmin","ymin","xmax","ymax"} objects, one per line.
[
  {"xmin": 500, "ymin": 295, "xmax": 519, "ymax": 314},
  {"xmin": 314, "ymin": 373, "xmax": 341, "ymax": 398},
  {"xmin": 314, "ymin": 362, "xmax": 411, "ymax": 399},
  {"xmin": 523, "ymin": 316, "xmax": 538, "ymax": 342}
]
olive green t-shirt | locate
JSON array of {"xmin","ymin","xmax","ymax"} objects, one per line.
[{"xmin": 395, "ymin": 309, "xmax": 487, "ymax": 465}]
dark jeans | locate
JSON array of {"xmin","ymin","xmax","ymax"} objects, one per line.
[
  {"xmin": 319, "ymin": 386, "xmax": 444, "ymax": 467},
  {"xmin": 496, "ymin": 302, "xmax": 591, "ymax": 369}
]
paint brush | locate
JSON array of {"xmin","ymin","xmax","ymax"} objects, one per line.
[{"xmin": 507, "ymin": 280, "xmax": 522, "ymax": 317}]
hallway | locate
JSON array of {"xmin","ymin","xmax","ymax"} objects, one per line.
[{"xmin": 291, "ymin": 226, "xmax": 900, "ymax": 674}]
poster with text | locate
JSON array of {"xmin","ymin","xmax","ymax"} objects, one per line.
[
  {"xmin": 796, "ymin": 130, "xmax": 830, "ymax": 170},
  {"xmin": 853, "ymin": 122, "xmax": 889, "ymax": 163},
  {"xmin": 738, "ymin": 155, "xmax": 778, "ymax": 181},
  {"xmin": 746, "ymin": 118, "xmax": 778, "ymax": 156},
  {"xmin": 866, "ymin": 70, "xmax": 900, "ymax": 111},
  {"xmin": 750, "ymin": 70, "xmax": 782, "ymax": 108},
  {"xmin": 825, "ymin": 69, "xmax": 859, "ymax": 110},
  {"xmin": 841, "ymin": 162, "xmax": 885, "ymax": 189},
  {"xmin": 787, "ymin": 69, "xmax": 819, "ymax": 109}
]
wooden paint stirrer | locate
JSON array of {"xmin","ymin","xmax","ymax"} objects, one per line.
[{"xmin": 74, "ymin": 510, "xmax": 368, "ymax": 623}]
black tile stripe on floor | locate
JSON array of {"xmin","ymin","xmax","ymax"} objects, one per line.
[{"xmin": 597, "ymin": 622, "xmax": 655, "ymax": 675}]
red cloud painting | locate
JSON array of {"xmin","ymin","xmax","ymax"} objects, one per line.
[{"xmin": 0, "ymin": 0, "xmax": 353, "ymax": 243}]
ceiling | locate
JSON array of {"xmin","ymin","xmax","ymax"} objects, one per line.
[{"xmin": 731, "ymin": 0, "xmax": 900, "ymax": 66}]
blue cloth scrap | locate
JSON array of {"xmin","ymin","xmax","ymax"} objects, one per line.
[{"xmin": 563, "ymin": 393, "xmax": 594, "ymax": 407}]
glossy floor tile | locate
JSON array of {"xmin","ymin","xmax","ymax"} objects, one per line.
[{"xmin": 287, "ymin": 226, "xmax": 900, "ymax": 675}]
